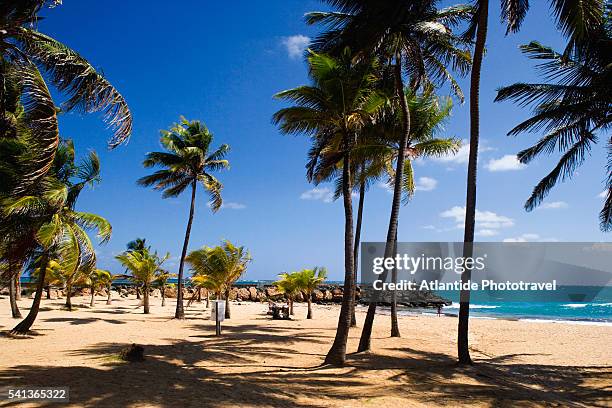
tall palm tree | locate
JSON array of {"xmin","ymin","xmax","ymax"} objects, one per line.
[
  {"xmin": 306, "ymin": 0, "xmax": 471, "ymax": 355},
  {"xmin": 186, "ymin": 240, "xmax": 250, "ymax": 319},
  {"xmin": 495, "ymin": 12, "xmax": 611, "ymax": 231},
  {"xmin": 457, "ymin": 0, "xmax": 605, "ymax": 365},
  {"xmin": 0, "ymin": 1, "xmax": 132, "ymax": 189},
  {"xmin": 273, "ymin": 48, "xmax": 385, "ymax": 366},
  {"xmin": 294, "ymin": 267, "xmax": 328, "ymax": 319},
  {"xmin": 116, "ymin": 248, "xmax": 169, "ymax": 314},
  {"xmin": 138, "ymin": 117, "xmax": 230, "ymax": 319}
]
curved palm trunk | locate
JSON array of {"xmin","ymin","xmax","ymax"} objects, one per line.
[
  {"xmin": 359, "ymin": 55, "xmax": 410, "ymax": 352},
  {"xmin": 459, "ymin": 0, "xmax": 489, "ymax": 366},
  {"xmin": 324, "ymin": 146, "xmax": 355, "ymax": 366},
  {"xmin": 176, "ymin": 180, "xmax": 197, "ymax": 319},
  {"xmin": 225, "ymin": 287, "xmax": 231, "ymax": 319},
  {"xmin": 390, "ymin": 230, "xmax": 400, "ymax": 337},
  {"xmin": 143, "ymin": 285, "xmax": 150, "ymax": 314},
  {"xmin": 161, "ymin": 284, "xmax": 166, "ymax": 307},
  {"xmin": 351, "ymin": 176, "xmax": 366, "ymax": 327},
  {"xmin": 12, "ymin": 255, "xmax": 48, "ymax": 334},
  {"xmin": 106, "ymin": 285, "xmax": 112, "ymax": 305},
  {"xmin": 9, "ymin": 270, "xmax": 22, "ymax": 319}
]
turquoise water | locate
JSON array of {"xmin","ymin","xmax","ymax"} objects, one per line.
[{"xmin": 434, "ymin": 286, "xmax": 612, "ymax": 323}]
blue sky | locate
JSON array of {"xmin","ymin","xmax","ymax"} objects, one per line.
[{"xmin": 38, "ymin": 1, "xmax": 609, "ymax": 280}]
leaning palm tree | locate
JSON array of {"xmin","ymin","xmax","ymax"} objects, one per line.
[
  {"xmin": 116, "ymin": 248, "xmax": 169, "ymax": 314},
  {"xmin": 138, "ymin": 117, "xmax": 229, "ymax": 319},
  {"xmin": 456, "ymin": 0, "xmax": 605, "ymax": 365},
  {"xmin": 0, "ymin": 1, "xmax": 132, "ymax": 189},
  {"xmin": 495, "ymin": 11, "xmax": 611, "ymax": 231},
  {"xmin": 294, "ymin": 267, "xmax": 327, "ymax": 319},
  {"xmin": 273, "ymin": 48, "xmax": 385, "ymax": 365},
  {"xmin": 307, "ymin": 1, "xmax": 471, "ymax": 360}
]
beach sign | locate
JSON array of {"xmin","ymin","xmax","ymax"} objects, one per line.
[{"xmin": 211, "ymin": 300, "xmax": 225, "ymax": 322}]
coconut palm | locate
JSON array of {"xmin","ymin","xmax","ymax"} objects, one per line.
[
  {"xmin": 294, "ymin": 267, "xmax": 327, "ymax": 319},
  {"xmin": 138, "ymin": 117, "xmax": 229, "ymax": 319},
  {"xmin": 456, "ymin": 0, "xmax": 606, "ymax": 365},
  {"xmin": 275, "ymin": 272, "xmax": 300, "ymax": 316},
  {"xmin": 306, "ymin": 1, "xmax": 471, "ymax": 360},
  {"xmin": 156, "ymin": 270, "xmax": 176, "ymax": 307},
  {"xmin": 116, "ymin": 248, "xmax": 169, "ymax": 314},
  {"xmin": 84, "ymin": 268, "xmax": 112, "ymax": 307},
  {"xmin": 273, "ymin": 48, "xmax": 385, "ymax": 365},
  {"xmin": 495, "ymin": 11, "xmax": 611, "ymax": 231},
  {"xmin": 186, "ymin": 240, "xmax": 251, "ymax": 319},
  {"xmin": 0, "ymin": 1, "xmax": 132, "ymax": 190}
]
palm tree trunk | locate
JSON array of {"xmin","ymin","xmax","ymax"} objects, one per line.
[
  {"xmin": 358, "ymin": 54, "xmax": 410, "ymax": 352},
  {"xmin": 390, "ymin": 230, "xmax": 400, "ymax": 337},
  {"xmin": 205, "ymin": 290, "xmax": 210, "ymax": 308},
  {"xmin": 90, "ymin": 284, "xmax": 95, "ymax": 307},
  {"xmin": 136, "ymin": 286, "xmax": 141, "ymax": 300},
  {"xmin": 197, "ymin": 287, "xmax": 202, "ymax": 303},
  {"xmin": 307, "ymin": 297, "xmax": 313, "ymax": 319},
  {"xmin": 46, "ymin": 285, "xmax": 51, "ymax": 300},
  {"xmin": 161, "ymin": 284, "xmax": 166, "ymax": 307},
  {"xmin": 176, "ymin": 180, "xmax": 197, "ymax": 319},
  {"xmin": 143, "ymin": 285, "xmax": 150, "ymax": 314},
  {"xmin": 9, "ymin": 268, "xmax": 22, "ymax": 319},
  {"xmin": 15, "ymin": 273, "xmax": 21, "ymax": 300},
  {"xmin": 106, "ymin": 285, "xmax": 112, "ymax": 305},
  {"xmin": 225, "ymin": 287, "xmax": 231, "ymax": 319},
  {"xmin": 324, "ymin": 145, "xmax": 355, "ymax": 366},
  {"xmin": 12, "ymin": 255, "xmax": 48, "ymax": 334},
  {"xmin": 459, "ymin": 0, "xmax": 489, "ymax": 366},
  {"xmin": 289, "ymin": 298, "xmax": 294, "ymax": 316},
  {"xmin": 351, "ymin": 175, "xmax": 366, "ymax": 327},
  {"xmin": 65, "ymin": 284, "xmax": 72, "ymax": 311}
]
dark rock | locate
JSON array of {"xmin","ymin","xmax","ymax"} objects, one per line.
[{"xmin": 120, "ymin": 344, "xmax": 144, "ymax": 362}]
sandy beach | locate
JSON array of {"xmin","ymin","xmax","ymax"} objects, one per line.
[{"xmin": 0, "ymin": 295, "xmax": 610, "ymax": 407}]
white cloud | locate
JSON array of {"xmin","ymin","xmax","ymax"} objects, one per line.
[
  {"xmin": 415, "ymin": 176, "xmax": 437, "ymax": 191},
  {"xmin": 476, "ymin": 229, "xmax": 499, "ymax": 237},
  {"xmin": 440, "ymin": 206, "xmax": 514, "ymax": 229},
  {"xmin": 282, "ymin": 35, "xmax": 310, "ymax": 59},
  {"xmin": 598, "ymin": 190, "xmax": 608, "ymax": 198},
  {"xmin": 377, "ymin": 181, "xmax": 393, "ymax": 194},
  {"xmin": 538, "ymin": 201, "xmax": 568, "ymax": 210},
  {"xmin": 222, "ymin": 202, "xmax": 246, "ymax": 210},
  {"xmin": 300, "ymin": 187, "xmax": 333, "ymax": 203},
  {"xmin": 485, "ymin": 155, "xmax": 526, "ymax": 172}
]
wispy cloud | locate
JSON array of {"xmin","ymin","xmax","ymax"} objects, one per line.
[
  {"xmin": 377, "ymin": 182, "xmax": 393, "ymax": 194},
  {"xmin": 282, "ymin": 35, "xmax": 310, "ymax": 59},
  {"xmin": 598, "ymin": 190, "xmax": 608, "ymax": 198},
  {"xmin": 503, "ymin": 233, "xmax": 558, "ymax": 242},
  {"xmin": 431, "ymin": 140, "xmax": 494, "ymax": 166},
  {"xmin": 485, "ymin": 154, "xmax": 526, "ymax": 172},
  {"xmin": 440, "ymin": 206, "xmax": 514, "ymax": 229},
  {"xmin": 415, "ymin": 176, "xmax": 437, "ymax": 191},
  {"xmin": 222, "ymin": 202, "xmax": 246, "ymax": 210},
  {"xmin": 538, "ymin": 201, "xmax": 568, "ymax": 210},
  {"xmin": 476, "ymin": 229, "xmax": 498, "ymax": 237},
  {"xmin": 300, "ymin": 187, "xmax": 333, "ymax": 203}
]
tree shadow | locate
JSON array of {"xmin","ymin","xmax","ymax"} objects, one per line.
[{"xmin": 43, "ymin": 317, "xmax": 127, "ymax": 325}]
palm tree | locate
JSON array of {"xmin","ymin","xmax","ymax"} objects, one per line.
[
  {"xmin": 306, "ymin": 0, "xmax": 471, "ymax": 357},
  {"xmin": 275, "ymin": 272, "xmax": 300, "ymax": 315},
  {"xmin": 186, "ymin": 240, "xmax": 251, "ymax": 319},
  {"xmin": 116, "ymin": 248, "xmax": 169, "ymax": 314},
  {"xmin": 495, "ymin": 12, "xmax": 611, "ymax": 231},
  {"xmin": 294, "ymin": 267, "xmax": 328, "ymax": 319},
  {"xmin": 124, "ymin": 238, "xmax": 149, "ymax": 299},
  {"xmin": 138, "ymin": 117, "xmax": 229, "ymax": 319},
  {"xmin": 456, "ymin": 0, "xmax": 605, "ymax": 365},
  {"xmin": 273, "ymin": 48, "xmax": 385, "ymax": 365},
  {"xmin": 85, "ymin": 268, "xmax": 112, "ymax": 307},
  {"xmin": 3, "ymin": 141, "xmax": 111, "ymax": 333},
  {"xmin": 155, "ymin": 270, "xmax": 176, "ymax": 307},
  {"xmin": 0, "ymin": 1, "xmax": 132, "ymax": 189}
]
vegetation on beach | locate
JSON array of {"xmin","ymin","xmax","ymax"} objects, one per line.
[{"xmin": 275, "ymin": 268, "xmax": 327, "ymax": 319}]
